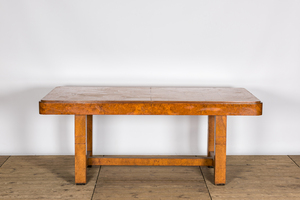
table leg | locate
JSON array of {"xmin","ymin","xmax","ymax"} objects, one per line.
[
  {"xmin": 207, "ymin": 116, "xmax": 215, "ymax": 157},
  {"xmin": 75, "ymin": 115, "xmax": 87, "ymax": 185},
  {"xmin": 87, "ymin": 115, "xmax": 93, "ymax": 168},
  {"xmin": 214, "ymin": 115, "xmax": 227, "ymax": 185}
]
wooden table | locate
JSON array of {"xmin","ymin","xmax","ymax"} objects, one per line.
[{"xmin": 39, "ymin": 86, "xmax": 262, "ymax": 185}]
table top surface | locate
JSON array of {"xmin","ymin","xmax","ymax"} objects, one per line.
[{"xmin": 41, "ymin": 86, "xmax": 261, "ymax": 103}]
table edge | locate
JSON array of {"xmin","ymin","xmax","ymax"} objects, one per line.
[
  {"xmin": 39, "ymin": 101, "xmax": 263, "ymax": 116},
  {"xmin": 40, "ymin": 100, "xmax": 262, "ymax": 104}
]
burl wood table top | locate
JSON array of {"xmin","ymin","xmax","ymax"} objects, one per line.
[
  {"xmin": 39, "ymin": 86, "xmax": 262, "ymax": 115},
  {"xmin": 41, "ymin": 86, "xmax": 261, "ymax": 103}
]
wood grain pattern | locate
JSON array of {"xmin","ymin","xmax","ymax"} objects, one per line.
[
  {"xmin": 0, "ymin": 156, "xmax": 9, "ymax": 167},
  {"xmin": 39, "ymin": 86, "xmax": 263, "ymax": 186},
  {"xmin": 39, "ymin": 87, "xmax": 262, "ymax": 116},
  {"xmin": 41, "ymin": 87, "xmax": 261, "ymax": 102},
  {"xmin": 289, "ymin": 155, "xmax": 300, "ymax": 167},
  {"xmin": 227, "ymin": 155, "xmax": 296, "ymax": 166},
  {"xmin": 208, "ymin": 116, "xmax": 215, "ymax": 157},
  {"xmin": 88, "ymin": 156, "xmax": 213, "ymax": 166},
  {"xmin": 75, "ymin": 115, "xmax": 87, "ymax": 184},
  {"xmin": 201, "ymin": 156, "xmax": 300, "ymax": 200},
  {"xmin": 2, "ymin": 156, "xmax": 298, "ymax": 199},
  {"xmin": 94, "ymin": 181, "xmax": 211, "ymax": 200},
  {"xmin": 40, "ymin": 102, "xmax": 262, "ymax": 115},
  {"xmin": 0, "ymin": 156, "xmax": 98, "ymax": 199},
  {"xmin": 214, "ymin": 115, "xmax": 227, "ymax": 185},
  {"xmin": 87, "ymin": 115, "xmax": 93, "ymax": 157},
  {"xmin": 94, "ymin": 163, "xmax": 210, "ymax": 200}
]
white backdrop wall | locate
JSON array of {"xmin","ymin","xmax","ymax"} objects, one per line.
[{"xmin": 1, "ymin": 0, "xmax": 300, "ymax": 155}]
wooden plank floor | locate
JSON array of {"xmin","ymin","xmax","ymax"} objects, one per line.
[
  {"xmin": 290, "ymin": 155, "xmax": 300, "ymax": 167},
  {"xmin": 0, "ymin": 156, "xmax": 99, "ymax": 200},
  {"xmin": 94, "ymin": 165, "xmax": 210, "ymax": 199},
  {"xmin": 201, "ymin": 156, "xmax": 300, "ymax": 200},
  {"xmin": 0, "ymin": 155, "xmax": 299, "ymax": 200},
  {"xmin": 0, "ymin": 156, "xmax": 9, "ymax": 167}
]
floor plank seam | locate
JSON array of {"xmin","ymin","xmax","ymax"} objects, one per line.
[
  {"xmin": 288, "ymin": 155, "xmax": 300, "ymax": 168},
  {"xmin": 91, "ymin": 166, "xmax": 101, "ymax": 200},
  {"xmin": 0, "ymin": 156, "xmax": 10, "ymax": 168},
  {"xmin": 199, "ymin": 166, "xmax": 212, "ymax": 200}
]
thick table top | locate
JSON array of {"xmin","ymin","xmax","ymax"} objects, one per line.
[{"xmin": 40, "ymin": 86, "xmax": 262, "ymax": 116}]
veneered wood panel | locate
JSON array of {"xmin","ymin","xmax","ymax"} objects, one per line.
[
  {"xmin": 214, "ymin": 115, "xmax": 227, "ymax": 185},
  {"xmin": 39, "ymin": 86, "xmax": 262, "ymax": 116},
  {"xmin": 41, "ymin": 87, "xmax": 261, "ymax": 103},
  {"xmin": 151, "ymin": 87, "xmax": 260, "ymax": 102},
  {"xmin": 88, "ymin": 156, "xmax": 213, "ymax": 166},
  {"xmin": 87, "ymin": 115, "xmax": 93, "ymax": 157},
  {"xmin": 40, "ymin": 102, "xmax": 262, "ymax": 115},
  {"xmin": 208, "ymin": 116, "xmax": 215, "ymax": 157},
  {"xmin": 41, "ymin": 86, "xmax": 151, "ymax": 102},
  {"xmin": 75, "ymin": 115, "xmax": 87, "ymax": 184},
  {"xmin": 38, "ymin": 86, "xmax": 263, "ymax": 186}
]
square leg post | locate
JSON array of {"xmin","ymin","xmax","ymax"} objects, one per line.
[
  {"xmin": 75, "ymin": 115, "xmax": 87, "ymax": 185},
  {"xmin": 214, "ymin": 115, "xmax": 227, "ymax": 185},
  {"xmin": 87, "ymin": 115, "xmax": 93, "ymax": 156},
  {"xmin": 207, "ymin": 116, "xmax": 216, "ymax": 157}
]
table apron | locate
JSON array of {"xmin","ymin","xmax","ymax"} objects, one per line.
[{"xmin": 39, "ymin": 102, "xmax": 262, "ymax": 115}]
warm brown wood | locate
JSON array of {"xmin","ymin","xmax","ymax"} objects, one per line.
[
  {"xmin": 207, "ymin": 116, "xmax": 215, "ymax": 157},
  {"xmin": 39, "ymin": 86, "xmax": 263, "ymax": 186},
  {"xmin": 87, "ymin": 151, "xmax": 92, "ymax": 158},
  {"xmin": 88, "ymin": 156, "xmax": 213, "ymax": 166},
  {"xmin": 214, "ymin": 115, "xmax": 227, "ymax": 185},
  {"xmin": 75, "ymin": 115, "xmax": 87, "ymax": 184},
  {"xmin": 39, "ymin": 87, "xmax": 263, "ymax": 116},
  {"xmin": 40, "ymin": 87, "xmax": 261, "ymax": 102},
  {"xmin": 87, "ymin": 115, "xmax": 93, "ymax": 157},
  {"xmin": 209, "ymin": 151, "xmax": 215, "ymax": 166},
  {"xmin": 40, "ymin": 101, "xmax": 262, "ymax": 115}
]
